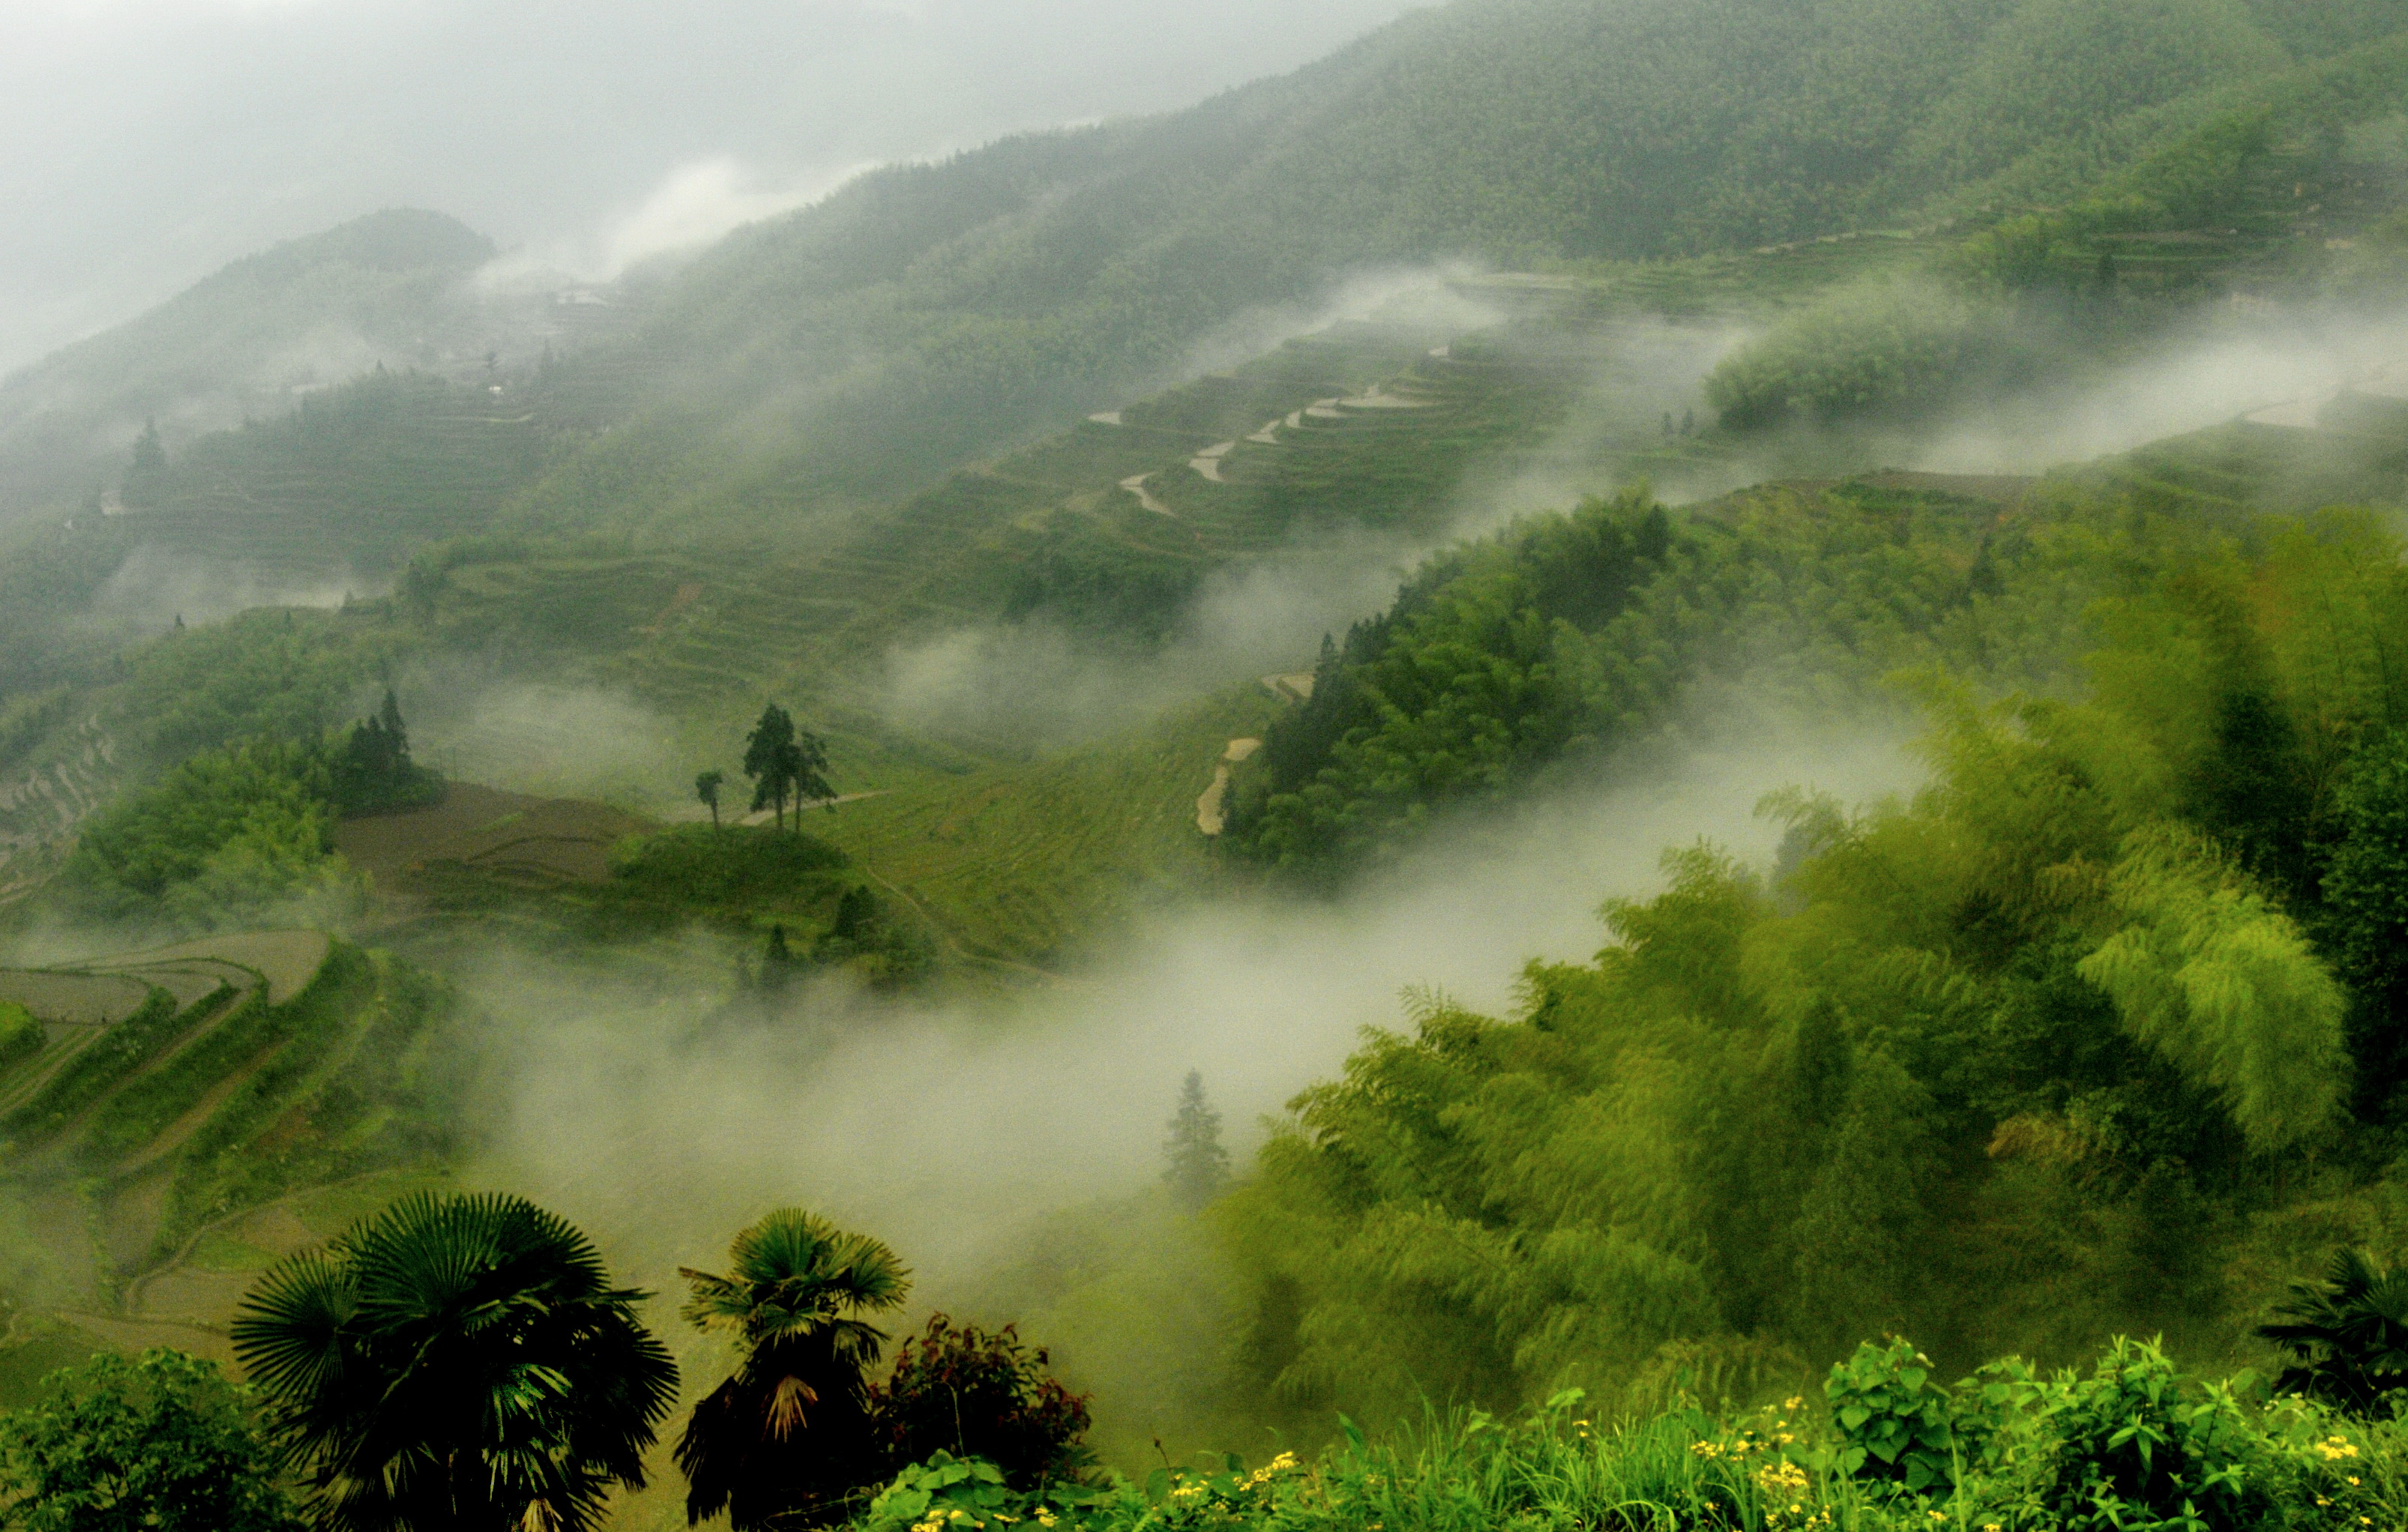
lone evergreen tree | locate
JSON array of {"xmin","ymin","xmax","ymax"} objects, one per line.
[
  {"xmin": 744, "ymin": 705, "xmax": 798, "ymax": 831},
  {"xmin": 743, "ymin": 703, "xmax": 837, "ymax": 833},
  {"xmin": 1162, "ymin": 1070, "xmax": 1229, "ymax": 1210},
  {"xmin": 696, "ymin": 768, "xmax": 725, "ymax": 830},
  {"xmin": 789, "ymin": 726, "xmax": 834, "ymax": 821}
]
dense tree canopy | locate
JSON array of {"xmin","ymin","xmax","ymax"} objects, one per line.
[
  {"xmin": 1225, "ymin": 506, "xmax": 2408, "ymax": 1425},
  {"xmin": 0, "ymin": 1350, "xmax": 298, "ymax": 1532}
]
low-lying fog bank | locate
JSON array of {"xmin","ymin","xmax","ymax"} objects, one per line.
[{"xmin": 478, "ymin": 710, "xmax": 1921, "ymax": 1291}]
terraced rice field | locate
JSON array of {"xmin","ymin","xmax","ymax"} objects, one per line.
[
  {"xmin": 0, "ymin": 971, "xmax": 154, "ymax": 1028},
  {"xmin": 85, "ymin": 932, "xmax": 332, "ymax": 1007},
  {"xmin": 134, "ymin": 372, "xmax": 556, "ymax": 582}
]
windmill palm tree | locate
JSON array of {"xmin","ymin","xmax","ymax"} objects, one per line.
[
  {"xmin": 231, "ymin": 1192, "xmax": 678, "ymax": 1532},
  {"xmin": 2257, "ymin": 1247, "xmax": 2408, "ymax": 1411},
  {"xmin": 675, "ymin": 1208, "xmax": 912, "ymax": 1530}
]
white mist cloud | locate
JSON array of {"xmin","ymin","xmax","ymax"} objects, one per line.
[
  {"xmin": 599, "ymin": 160, "xmax": 836, "ymax": 272},
  {"xmin": 481, "ymin": 705, "xmax": 1920, "ymax": 1298},
  {"xmin": 881, "ymin": 528, "xmax": 1413, "ymax": 748},
  {"xmin": 0, "ymin": 0, "xmax": 1429, "ymax": 373},
  {"xmin": 1178, "ymin": 264, "xmax": 1511, "ymax": 382},
  {"xmin": 1909, "ymin": 304, "xmax": 2408, "ymax": 473},
  {"xmin": 80, "ymin": 543, "xmax": 364, "ymax": 633},
  {"xmin": 403, "ymin": 679, "xmax": 686, "ymax": 806}
]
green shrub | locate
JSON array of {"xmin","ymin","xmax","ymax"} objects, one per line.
[
  {"xmin": 1706, "ymin": 280, "xmax": 2002, "ymax": 427},
  {"xmin": 1952, "ymin": 1340, "xmax": 2271, "ymax": 1532},
  {"xmin": 606, "ymin": 823, "xmax": 848, "ymax": 911},
  {"xmin": 0, "ymin": 1002, "xmax": 44, "ymax": 1073},
  {"xmin": 0, "ymin": 1348, "xmax": 301, "ymax": 1531},
  {"xmin": 859, "ymin": 1452, "xmax": 1107, "ymax": 1532},
  {"xmin": 873, "ymin": 1316, "xmax": 1095, "ymax": 1487},
  {"xmin": 1825, "ymin": 1339, "xmax": 1956, "ymax": 1493}
]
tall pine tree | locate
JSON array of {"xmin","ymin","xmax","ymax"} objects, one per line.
[{"xmin": 1163, "ymin": 1070, "xmax": 1230, "ymax": 1210}]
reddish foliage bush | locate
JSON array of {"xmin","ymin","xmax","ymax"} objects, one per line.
[{"xmin": 870, "ymin": 1315, "xmax": 1092, "ymax": 1484}]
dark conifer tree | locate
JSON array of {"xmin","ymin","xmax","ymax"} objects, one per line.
[
  {"xmin": 744, "ymin": 704, "xmax": 797, "ymax": 831},
  {"xmin": 1163, "ymin": 1070, "xmax": 1230, "ymax": 1210}
]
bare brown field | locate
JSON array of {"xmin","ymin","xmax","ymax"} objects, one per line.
[{"xmin": 334, "ymin": 781, "xmax": 653, "ymax": 890}]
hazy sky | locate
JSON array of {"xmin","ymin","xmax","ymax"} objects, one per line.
[{"xmin": 0, "ymin": 0, "xmax": 1424, "ymax": 374}]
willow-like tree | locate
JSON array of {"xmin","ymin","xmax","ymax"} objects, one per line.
[
  {"xmin": 677, "ymin": 1209, "xmax": 912, "ymax": 1529},
  {"xmin": 230, "ymin": 1192, "xmax": 678, "ymax": 1532}
]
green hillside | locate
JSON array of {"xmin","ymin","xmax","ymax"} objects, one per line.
[
  {"xmin": 13, "ymin": 0, "xmax": 2403, "ymax": 607},
  {"xmin": 16, "ymin": 10, "xmax": 2408, "ymax": 1519},
  {"xmin": 382, "ymin": 0, "xmax": 2407, "ymax": 550},
  {"xmin": 0, "ymin": 210, "xmax": 511, "ymax": 529},
  {"xmin": 0, "ymin": 932, "xmax": 460, "ymax": 1396}
]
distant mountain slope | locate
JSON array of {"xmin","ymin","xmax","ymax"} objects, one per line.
[
  {"xmin": 0, "ymin": 210, "xmax": 501, "ymax": 526},
  {"xmin": 14, "ymin": 0, "xmax": 2408, "ymax": 578},
  {"xmin": 508, "ymin": 0, "xmax": 2389, "ymax": 543}
]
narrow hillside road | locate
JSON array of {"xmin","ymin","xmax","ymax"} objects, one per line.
[
  {"xmin": 1188, "ymin": 442, "xmax": 1237, "ymax": 482},
  {"xmin": 1119, "ymin": 474, "xmax": 1176, "ymax": 516},
  {"xmin": 1196, "ymin": 737, "xmax": 1262, "ymax": 836}
]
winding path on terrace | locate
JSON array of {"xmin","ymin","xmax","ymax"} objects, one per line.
[{"xmin": 1119, "ymin": 474, "xmax": 1176, "ymax": 516}]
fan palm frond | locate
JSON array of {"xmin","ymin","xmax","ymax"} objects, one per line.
[
  {"xmin": 2259, "ymin": 1246, "xmax": 2408, "ymax": 1411},
  {"xmin": 675, "ymin": 1208, "xmax": 913, "ymax": 1530},
  {"xmin": 232, "ymin": 1191, "xmax": 677, "ymax": 1532}
]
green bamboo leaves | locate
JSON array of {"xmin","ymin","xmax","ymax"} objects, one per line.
[{"xmin": 2079, "ymin": 824, "xmax": 2347, "ymax": 1151}]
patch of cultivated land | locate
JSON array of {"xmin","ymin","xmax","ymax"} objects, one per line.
[
  {"xmin": 334, "ymin": 781, "xmax": 652, "ymax": 889},
  {"xmin": 117, "ymin": 1169, "xmax": 453, "ymax": 1363},
  {"xmin": 0, "ymin": 971, "xmax": 151, "ymax": 1026},
  {"xmin": 88, "ymin": 932, "xmax": 331, "ymax": 1005}
]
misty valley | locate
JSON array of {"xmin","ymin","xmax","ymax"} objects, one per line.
[{"xmin": 11, "ymin": 1, "xmax": 2408, "ymax": 1528}]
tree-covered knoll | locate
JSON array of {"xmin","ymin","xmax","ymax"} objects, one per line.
[
  {"xmin": 50, "ymin": 741, "xmax": 358, "ymax": 930},
  {"xmin": 114, "ymin": 606, "xmax": 400, "ymax": 766},
  {"xmin": 43, "ymin": 669, "xmax": 440, "ymax": 932},
  {"xmin": 1226, "ymin": 474, "xmax": 2096, "ymax": 869}
]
